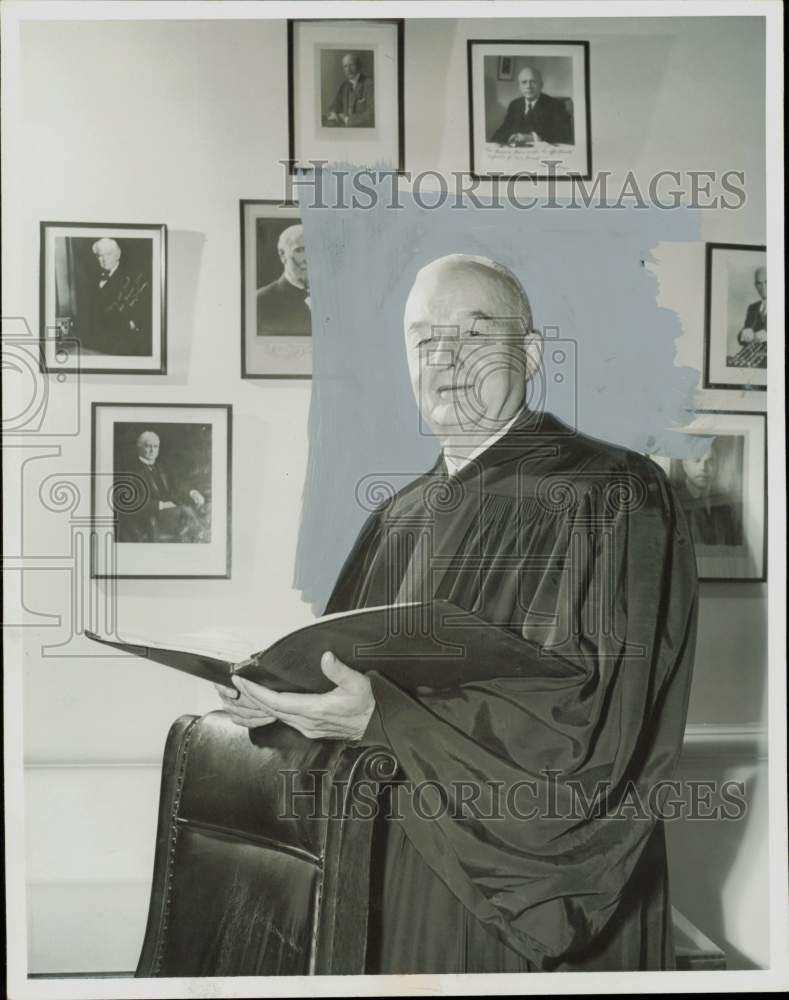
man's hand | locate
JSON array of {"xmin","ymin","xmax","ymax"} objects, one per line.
[
  {"xmin": 189, "ymin": 489, "xmax": 205, "ymax": 508},
  {"xmin": 739, "ymin": 327, "xmax": 755, "ymax": 343},
  {"xmin": 327, "ymin": 111, "xmax": 338, "ymax": 122},
  {"xmin": 755, "ymin": 329, "xmax": 767, "ymax": 343},
  {"xmin": 216, "ymin": 652, "xmax": 375, "ymax": 740}
]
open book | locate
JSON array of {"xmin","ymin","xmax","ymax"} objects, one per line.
[{"xmin": 86, "ymin": 600, "xmax": 541, "ymax": 695}]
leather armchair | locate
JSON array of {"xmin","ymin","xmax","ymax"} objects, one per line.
[
  {"xmin": 136, "ymin": 711, "xmax": 397, "ymax": 977},
  {"xmin": 136, "ymin": 712, "xmax": 726, "ymax": 976}
]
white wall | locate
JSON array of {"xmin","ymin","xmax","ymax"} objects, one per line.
[{"xmin": 3, "ymin": 13, "xmax": 767, "ymax": 974}]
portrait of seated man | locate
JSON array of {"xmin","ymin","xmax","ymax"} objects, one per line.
[
  {"xmin": 322, "ymin": 51, "xmax": 375, "ymax": 128},
  {"xmin": 218, "ymin": 254, "xmax": 699, "ymax": 974},
  {"xmin": 85, "ymin": 237, "xmax": 152, "ymax": 355},
  {"xmin": 116, "ymin": 429, "xmax": 210, "ymax": 543},
  {"xmin": 672, "ymin": 438, "xmax": 743, "ymax": 547},
  {"xmin": 491, "ymin": 65, "xmax": 574, "ymax": 146},
  {"xmin": 256, "ymin": 224, "xmax": 311, "ymax": 337},
  {"xmin": 729, "ymin": 265, "xmax": 767, "ymax": 369}
]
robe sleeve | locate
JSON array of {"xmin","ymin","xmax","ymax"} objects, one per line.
[{"xmin": 359, "ymin": 458, "xmax": 698, "ymax": 968}]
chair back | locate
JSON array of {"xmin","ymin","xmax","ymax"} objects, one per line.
[{"xmin": 136, "ymin": 712, "xmax": 396, "ymax": 977}]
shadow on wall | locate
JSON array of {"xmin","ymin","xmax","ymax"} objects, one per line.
[{"xmin": 667, "ymin": 752, "xmax": 768, "ymax": 970}]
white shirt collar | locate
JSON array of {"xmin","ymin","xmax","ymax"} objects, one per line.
[
  {"xmin": 443, "ymin": 409, "xmax": 523, "ymax": 476},
  {"xmin": 99, "ymin": 262, "xmax": 119, "ymax": 282}
]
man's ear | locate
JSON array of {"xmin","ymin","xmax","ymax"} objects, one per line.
[{"xmin": 523, "ymin": 328, "xmax": 544, "ymax": 381}]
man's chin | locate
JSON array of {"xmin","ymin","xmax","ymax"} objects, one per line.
[{"xmin": 424, "ymin": 401, "xmax": 473, "ymax": 434}]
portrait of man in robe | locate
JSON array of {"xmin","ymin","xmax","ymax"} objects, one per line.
[{"xmin": 217, "ymin": 253, "xmax": 699, "ymax": 974}]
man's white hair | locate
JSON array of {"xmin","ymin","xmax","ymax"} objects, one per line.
[
  {"xmin": 136, "ymin": 430, "xmax": 160, "ymax": 448},
  {"xmin": 277, "ymin": 224, "xmax": 304, "ymax": 254},
  {"xmin": 91, "ymin": 237, "xmax": 121, "ymax": 256},
  {"xmin": 413, "ymin": 253, "xmax": 533, "ymax": 329}
]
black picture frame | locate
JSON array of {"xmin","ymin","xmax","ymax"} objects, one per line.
[
  {"xmin": 90, "ymin": 402, "xmax": 232, "ymax": 579},
  {"xmin": 467, "ymin": 39, "xmax": 592, "ymax": 181},
  {"xmin": 287, "ymin": 18, "xmax": 405, "ymax": 175},
  {"xmin": 650, "ymin": 409, "xmax": 767, "ymax": 583},
  {"xmin": 239, "ymin": 199, "xmax": 312, "ymax": 380},
  {"xmin": 39, "ymin": 221, "xmax": 167, "ymax": 375},
  {"xmin": 703, "ymin": 242, "xmax": 767, "ymax": 391}
]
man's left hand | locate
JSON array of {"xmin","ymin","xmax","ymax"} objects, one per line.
[{"xmin": 216, "ymin": 652, "xmax": 375, "ymax": 740}]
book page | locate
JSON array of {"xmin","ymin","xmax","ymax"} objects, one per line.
[{"xmin": 107, "ymin": 602, "xmax": 419, "ymax": 664}]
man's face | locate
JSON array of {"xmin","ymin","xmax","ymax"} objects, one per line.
[
  {"xmin": 682, "ymin": 448, "xmax": 717, "ymax": 491},
  {"xmin": 279, "ymin": 228, "xmax": 308, "ymax": 285},
  {"xmin": 754, "ymin": 267, "xmax": 767, "ymax": 300},
  {"xmin": 404, "ymin": 262, "xmax": 531, "ymax": 435},
  {"xmin": 137, "ymin": 433, "xmax": 160, "ymax": 462},
  {"xmin": 518, "ymin": 68, "xmax": 542, "ymax": 101},
  {"xmin": 93, "ymin": 241, "xmax": 121, "ymax": 273},
  {"xmin": 342, "ymin": 55, "xmax": 358, "ymax": 80}
]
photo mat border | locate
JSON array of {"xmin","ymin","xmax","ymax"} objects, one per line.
[{"xmin": 89, "ymin": 401, "xmax": 233, "ymax": 579}]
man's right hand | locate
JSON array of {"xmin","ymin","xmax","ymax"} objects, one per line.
[
  {"xmin": 215, "ymin": 682, "xmax": 277, "ymax": 729},
  {"xmin": 740, "ymin": 327, "xmax": 755, "ymax": 343}
]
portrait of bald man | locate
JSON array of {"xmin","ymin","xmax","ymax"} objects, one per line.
[
  {"xmin": 115, "ymin": 425, "xmax": 210, "ymax": 544},
  {"xmin": 490, "ymin": 64, "xmax": 574, "ymax": 146},
  {"xmin": 219, "ymin": 254, "xmax": 699, "ymax": 974},
  {"xmin": 256, "ymin": 223, "xmax": 311, "ymax": 337},
  {"xmin": 322, "ymin": 49, "xmax": 375, "ymax": 128}
]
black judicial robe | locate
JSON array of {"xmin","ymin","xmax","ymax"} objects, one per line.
[{"xmin": 324, "ymin": 409, "xmax": 698, "ymax": 974}]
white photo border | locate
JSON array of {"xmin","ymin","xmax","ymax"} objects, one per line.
[
  {"xmin": 91, "ymin": 402, "xmax": 232, "ymax": 579},
  {"xmin": 467, "ymin": 39, "xmax": 592, "ymax": 181},
  {"xmin": 287, "ymin": 18, "xmax": 405, "ymax": 174},
  {"xmin": 704, "ymin": 242, "xmax": 768, "ymax": 391}
]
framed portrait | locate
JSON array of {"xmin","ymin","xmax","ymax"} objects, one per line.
[
  {"xmin": 468, "ymin": 40, "xmax": 591, "ymax": 181},
  {"xmin": 704, "ymin": 243, "xmax": 767, "ymax": 390},
  {"xmin": 649, "ymin": 411, "xmax": 766, "ymax": 582},
  {"xmin": 91, "ymin": 403, "xmax": 232, "ymax": 579},
  {"xmin": 498, "ymin": 55, "xmax": 514, "ymax": 81},
  {"xmin": 240, "ymin": 200, "xmax": 312, "ymax": 379},
  {"xmin": 288, "ymin": 18, "xmax": 405, "ymax": 174},
  {"xmin": 39, "ymin": 222, "xmax": 166, "ymax": 374}
]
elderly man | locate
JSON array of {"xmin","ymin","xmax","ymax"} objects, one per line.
[
  {"xmin": 491, "ymin": 66, "xmax": 574, "ymax": 146},
  {"xmin": 87, "ymin": 237, "xmax": 152, "ymax": 355},
  {"xmin": 256, "ymin": 224, "xmax": 311, "ymax": 337},
  {"xmin": 219, "ymin": 255, "xmax": 698, "ymax": 973},
  {"xmin": 117, "ymin": 430, "xmax": 207, "ymax": 543},
  {"xmin": 734, "ymin": 266, "xmax": 767, "ymax": 368},
  {"xmin": 325, "ymin": 52, "xmax": 374, "ymax": 128}
]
